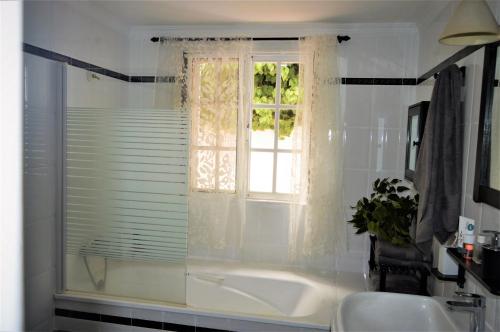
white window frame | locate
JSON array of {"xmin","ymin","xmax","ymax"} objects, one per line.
[{"xmin": 247, "ymin": 54, "xmax": 300, "ymax": 200}]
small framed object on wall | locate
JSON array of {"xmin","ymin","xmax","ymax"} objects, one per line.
[{"xmin": 405, "ymin": 101, "xmax": 429, "ymax": 182}]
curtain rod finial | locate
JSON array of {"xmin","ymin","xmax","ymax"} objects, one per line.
[{"xmin": 337, "ymin": 35, "xmax": 351, "ymax": 43}]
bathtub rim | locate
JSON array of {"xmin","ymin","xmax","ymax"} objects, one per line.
[{"xmin": 54, "ymin": 291, "xmax": 331, "ymax": 331}]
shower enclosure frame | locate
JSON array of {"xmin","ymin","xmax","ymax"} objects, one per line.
[{"xmin": 55, "ymin": 63, "xmax": 67, "ymax": 294}]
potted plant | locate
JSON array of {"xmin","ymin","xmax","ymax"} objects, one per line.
[{"xmin": 347, "ymin": 178, "xmax": 419, "ymax": 246}]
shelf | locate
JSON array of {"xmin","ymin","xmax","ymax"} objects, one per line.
[{"xmin": 447, "ymin": 248, "xmax": 500, "ymax": 296}]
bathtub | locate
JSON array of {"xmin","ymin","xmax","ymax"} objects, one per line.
[
  {"xmin": 186, "ymin": 260, "xmax": 336, "ymax": 326},
  {"xmin": 64, "ymin": 254, "xmax": 358, "ymax": 329}
]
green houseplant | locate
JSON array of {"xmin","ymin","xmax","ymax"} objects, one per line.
[{"xmin": 347, "ymin": 178, "xmax": 419, "ymax": 246}]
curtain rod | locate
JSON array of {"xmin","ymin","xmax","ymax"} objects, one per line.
[{"xmin": 150, "ymin": 36, "xmax": 351, "ymax": 43}]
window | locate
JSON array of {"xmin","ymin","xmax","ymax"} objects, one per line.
[
  {"xmin": 188, "ymin": 53, "xmax": 301, "ymax": 200},
  {"xmin": 190, "ymin": 58, "xmax": 239, "ymax": 192},
  {"xmin": 249, "ymin": 56, "xmax": 301, "ymax": 197}
]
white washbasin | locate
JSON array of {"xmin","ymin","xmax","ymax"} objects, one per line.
[{"xmin": 336, "ymin": 292, "xmax": 461, "ymax": 332}]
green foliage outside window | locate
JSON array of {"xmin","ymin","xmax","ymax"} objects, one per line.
[{"xmin": 253, "ymin": 63, "xmax": 299, "ymax": 139}]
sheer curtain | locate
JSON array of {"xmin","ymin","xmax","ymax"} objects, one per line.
[
  {"xmin": 154, "ymin": 36, "xmax": 344, "ymax": 269},
  {"xmin": 155, "ymin": 39, "xmax": 252, "ymax": 260},
  {"xmin": 288, "ymin": 36, "xmax": 345, "ymax": 270}
]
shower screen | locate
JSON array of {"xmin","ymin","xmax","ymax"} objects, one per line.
[{"xmin": 63, "ymin": 106, "xmax": 188, "ymax": 303}]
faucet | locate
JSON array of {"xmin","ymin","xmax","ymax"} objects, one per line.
[{"xmin": 446, "ymin": 291, "xmax": 485, "ymax": 332}]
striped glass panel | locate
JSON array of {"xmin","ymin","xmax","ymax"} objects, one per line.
[{"xmin": 64, "ymin": 107, "xmax": 188, "ymax": 263}]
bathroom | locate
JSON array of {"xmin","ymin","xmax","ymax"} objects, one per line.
[{"xmin": 1, "ymin": 0, "xmax": 500, "ymax": 331}]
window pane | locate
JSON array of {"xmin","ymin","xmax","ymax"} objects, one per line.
[
  {"xmin": 249, "ymin": 151, "xmax": 274, "ymax": 192},
  {"xmin": 278, "ymin": 109, "xmax": 300, "ymax": 149},
  {"xmin": 190, "ymin": 59, "xmax": 238, "ymax": 193},
  {"xmin": 253, "ymin": 62, "xmax": 276, "ymax": 104},
  {"xmin": 218, "ymin": 150, "xmax": 236, "ymax": 191},
  {"xmin": 194, "ymin": 60, "xmax": 239, "ymax": 148},
  {"xmin": 251, "ymin": 109, "xmax": 275, "ymax": 149},
  {"xmin": 280, "ymin": 63, "xmax": 299, "ymax": 105},
  {"xmin": 194, "ymin": 62, "xmax": 217, "ymax": 146},
  {"xmin": 218, "ymin": 62, "xmax": 239, "ymax": 148},
  {"xmin": 192, "ymin": 149, "xmax": 216, "ymax": 191},
  {"xmin": 195, "ymin": 106, "xmax": 217, "ymax": 146},
  {"xmin": 200, "ymin": 62, "xmax": 217, "ymax": 104},
  {"xmin": 276, "ymin": 152, "xmax": 293, "ymax": 193}
]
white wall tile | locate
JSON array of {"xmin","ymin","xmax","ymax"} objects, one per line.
[
  {"xmin": 23, "ymin": 53, "xmax": 61, "ymax": 331},
  {"xmin": 25, "ymin": 269, "xmax": 56, "ymax": 330},
  {"xmin": 370, "ymin": 128, "xmax": 401, "ymax": 172},
  {"xmin": 133, "ymin": 327, "xmax": 162, "ymax": 332},
  {"xmin": 132, "ymin": 308, "xmax": 162, "ymax": 322},
  {"xmin": 372, "ymin": 32, "xmax": 408, "ymax": 77},
  {"xmin": 343, "ymin": 86, "xmax": 372, "ymax": 127},
  {"xmin": 343, "ymin": 170, "xmax": 369, "ymax": 207},
  {"xmin": 481, "ymin": 205, "xmax": 500, "ymax": 231},
  {"xmin": 24, "ymin": 219, "xmax": 55, "ymax": 279},
  {"xmin": 195, "ymin": 315, "xmax": 231, "ymax": 330},
  {"xmin": 344, "ymin": 127, "xmax": 372, "ymax": 170},
  {"xmin": 465, "ymin": 123, "xmax": 479, "ymax": 197},
  {"xmin": 228, "ymin": 319, "xmax": 303, "ymax": 332},
  {"xmin": 31, "ymin": 318, "xmax": 53, "ymax": 332},
  {"xmin": 463, "ymin": 195, "xmax": 482, "ymax": 228},
  {"xmin": 163, "ymin": 311, "xmax": 196, "ymax": 327},
  {"xmin": 371, "ymin": 86, "xmax": 404, "ymax": 129}
]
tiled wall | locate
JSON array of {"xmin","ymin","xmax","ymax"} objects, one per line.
[
  {"xmin": 23, "ymin": 1, "xmax": 130, "ymax": 109},
  {"xmin": 22, "ymin": 3, "xmax": 132, "ymax": 330},
  {"xmin": 23, "ymin": 0, "xmax": 130, "ymax": 74},
  {"xmin": 23, "ymin": 53, "xmax": 62, "ymax": 331},
  {"xmin": 53, "ymin": 296, "xmax": 327, "ymax": 332},
  {"xmin": 415, "ymin": 2, "xmax": 500, "ymax": 331},
  {"xmin": 338, "ymin": 27, "xmax": 418, "ymax": 272}
]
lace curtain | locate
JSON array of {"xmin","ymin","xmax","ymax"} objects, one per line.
[
  {"xmin": 154, "ymin": 37, "xmax": 344, "ymax": 268},
  {"xmin": 288, "ymin": 36, "xmax": 345, "ymax": 270},
  {"xmin": 155, "ymin": 39, "xmax": 252, "ymax": 259}
]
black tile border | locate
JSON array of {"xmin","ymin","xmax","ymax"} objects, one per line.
[
  {"xmin": 24, "ymin": 43, "xmax": 488, "ymax": 87},
  {"xmin": 55, "ymin": 308, "xmax": 232, "ymax": 332},
  {"xmin": 23, "ymin": 43, "xmax": 419, "ymax": 86},
  {"xmin": 132, "ymin": 318, "xmax": 163, "ymax": 329}
]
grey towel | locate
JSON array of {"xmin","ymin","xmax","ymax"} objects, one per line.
[{"xmin": 415, "ymin": 64, "xmax": 464, "ymax": 245}]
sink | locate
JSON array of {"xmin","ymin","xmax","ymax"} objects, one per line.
[{"xmin": 336, "ymin": 292, "xmax": 462, "ymax": 332}]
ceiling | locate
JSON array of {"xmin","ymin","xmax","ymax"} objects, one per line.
[{"xmin": 90, "ymin": 0, "xmax": 454, "ymax": 26}]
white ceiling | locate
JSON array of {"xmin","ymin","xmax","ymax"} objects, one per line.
[{"xmin": 90, "ymin": 0, "xmax": 454, "ymax": 26}]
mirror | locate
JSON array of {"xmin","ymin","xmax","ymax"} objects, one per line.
[
  {"xmin": 474, "ymin": 42, "xmax": 500, "ymax": 208},
  {"xmin": 405, "ymin": 101, "xmax": 429, "ymax": 182}
]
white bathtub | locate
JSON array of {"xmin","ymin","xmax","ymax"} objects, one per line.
[
  {"xmin": 65, "ymin": 254, "xmax": 362, "ymax": 329},
  {"xmin": 186, "ymin": 260, "xmax": 336, "ymax": 326}
]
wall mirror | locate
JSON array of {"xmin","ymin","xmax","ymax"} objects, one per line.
[
  {"xmin": 474, "ymin": 42, "xmax": 500, "ymax": 208},
  {"xmin": 405, "ymin": 101, "xmax": 429, "ymax": 182}
]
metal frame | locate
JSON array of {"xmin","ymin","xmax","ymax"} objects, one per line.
[
  {"xmin": 56, "ymin": 63, "xmax": 67, "ymax": 293},
  {"xmin": 404, "ymin": 101, "xmax": 429, "ymax": 182},
  {"xmin": 473, "ymin": 41, "xmax": 500, "ymax": 209}
]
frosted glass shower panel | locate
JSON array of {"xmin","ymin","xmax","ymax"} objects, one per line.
[{"xmin": 64, "ymin": 107, "xmax": 188, "ymax": 302}]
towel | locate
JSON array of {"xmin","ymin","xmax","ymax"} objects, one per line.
[{"xmin": 414, "ymin": 64, "xmax": 464, "ymax": 247}]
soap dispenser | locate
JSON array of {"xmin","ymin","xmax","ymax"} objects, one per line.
[{"xmin": 482, "ymin": 231, "xmax": 500, "ymax": 280}]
